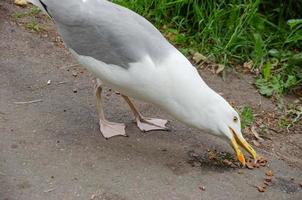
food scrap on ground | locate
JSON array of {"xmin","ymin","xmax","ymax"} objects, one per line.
[
  {"xmin": 187, "ymin": 150, "xmax": 268, "ymax": 170},
  {"xmin": 255, "ymin": 169, "xmax": 274, "ymax": 192},
  {"xmin": 256, "ymin": 185, "xmax": 266, "ymax": 192},
  {"xmin": 265, "ymin": 170, "xmax": 273, "ymax": 176},
  {"xmin": 264, "ymin": 176, "xmax": 272, "ymax": 183},
  {"xmin": 246, "ymin": 159, "xmax": 254, "ymax": 169},
  {"xmin": 263, "ymin": 181, "xmax": 270, "ymax": 186},
  {"xmin": 246, "ymin": 156, "xmax": 268, "ymax": 169}
]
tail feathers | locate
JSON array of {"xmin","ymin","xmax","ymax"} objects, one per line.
[{"xmin": 26, "ymin": 0, "xmax": 52, "ymax": 18}]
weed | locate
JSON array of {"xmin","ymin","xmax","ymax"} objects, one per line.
[
  {"xmin": 12, "ymin": 12, "xmax": 28, "ymax": 19},
  {"xmin": 11, "ymin": 7, "xmax": 41, "ymax": 19},
  {"xmin": 25, "ymin": 22, "xmax": 43, "ymax": 32},
  {"xmin": 29, "ymin": 6, "xmax": 41, "ymax": 15},
  {"xmin": 277, "ymin": 103, "xmax": 302, "ymax": 130},
  {"xmin": 239, "ymin": 106, "xmax": 254, "ymax": 129},
  {"xmin": 256, "ymin": 50, "xmax": 302, "ymax": 96},
  {"xmin": 278, "ymin": 117, "xmax": 291, "ymax": 129}
]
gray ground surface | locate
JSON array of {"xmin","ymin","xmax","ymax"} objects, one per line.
[{"xmin": 0, "ymin": 1, "xmax": 301, "ymax": 200}]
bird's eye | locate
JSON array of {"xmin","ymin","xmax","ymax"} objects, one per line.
[{"xmin": 233, "ymin": 116, "xmax": 238, "ymax": 122}]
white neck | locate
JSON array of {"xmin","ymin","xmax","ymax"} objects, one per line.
[{"xmin": 153, "ymin": 51, "xmax": 221, "ymax": 130}]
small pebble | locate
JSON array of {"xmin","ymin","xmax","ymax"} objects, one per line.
[
  {"xmin": 72, "ymin": 71, "xmax": 78, "ymax": 77},
  {"xmin": 199, "ymin": 186, "xmax": 206, "ymax": 191},
  {"xmin": 161, "ymin": 148, "xmax": 167, "ymax": 152}
]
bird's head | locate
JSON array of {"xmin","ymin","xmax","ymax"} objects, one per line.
[{"xmin": 197, "ymin": 94, "xmax": 257, "ymax": 166}]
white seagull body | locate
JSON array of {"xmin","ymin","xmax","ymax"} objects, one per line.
[{"xmin": 27, "ymin": 0, "xmax": 257, "ymax": 165}]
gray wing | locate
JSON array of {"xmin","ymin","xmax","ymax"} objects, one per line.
[{"xmin": 41, "ymin": 0, "xmax": 174, "ymax": 68}]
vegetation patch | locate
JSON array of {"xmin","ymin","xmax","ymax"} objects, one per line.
[
  {"xmin": 25, "ymin": 21, "xmax": 44, "ymax": 32},
  {"xmin": 239, "ymin": 105, "xmax": 254, "ymax": 129},
  {"xmin": 12, "ymin": 6, "xmax": 40, "ymax": 18}
]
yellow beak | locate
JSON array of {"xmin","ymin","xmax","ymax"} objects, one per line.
[{"xmin": 229, "ymin": 128, "xmax": 257, "ymax": 166}]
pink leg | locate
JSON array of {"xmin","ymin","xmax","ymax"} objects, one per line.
[
  {"xmin": 95, "ymin": 79, "xmax": 127, "ymax": 139},
  {"xmin": 122, "ymin": 95, "xmax": 169, "ymax": 132}
]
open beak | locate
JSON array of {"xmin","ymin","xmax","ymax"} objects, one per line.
[{"xmin": 229, "ymin": 127, "xmax": 257, "ymax": 166}]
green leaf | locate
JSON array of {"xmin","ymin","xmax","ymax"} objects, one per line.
[
  {"xmin": 268, "ymin": 49, "xmax": 280, "ymax": 58},
  {"xmin": 255, "ymin": 75, "xmax": 284, "ymax": 97},
  {"xmin": 255, "ymin": 79, "xmax": 274, "ymax": 96},
  {"xmin": 284, "ymin": 75, "xmax": 298, "ymax": 88},
  {"xmin": 287, "ymin": 19, "xmax": 302, "ymax": 29},
  {"xmin": 288, "ymin": 52, "xmax": 302, "ymax": 65},
  {"xmin": 175, "ymin": 34, "xmax": 186, "ymax": 44},
  {"xmin": 262, "ymin": 63, "xmax": 272, "ymax": 80},
  {"xmin": 250, "ymin": 14, "xmax": 265, "ymax": 31},
  {"xmin": 253, "ymin": 33, "xmax": 264, "ymax": 62},
  {"xmin": 286, "ymin": 29, "xmax": 302, "ymax": 43}
]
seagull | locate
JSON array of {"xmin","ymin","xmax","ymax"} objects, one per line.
[{"xmin": 27, "ymin": 0, "xmax": 257, "ymax": 165}]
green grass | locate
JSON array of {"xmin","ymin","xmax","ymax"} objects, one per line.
[
  {"xmin": 12, "ymin": 12, "xmax": 28, "ymax": 19},
  {"xmin": 25, "ymin": 22, "xmax": 43, "ymax": 32},
  {"xmin": 239, "ymin": 105, "xmax": 254, "ymax": 129},
  {"xmin": 113, "ymin": 0, "xmax": 302, "ymax": 97},
  {"xmin": 12, "ymin": 7, "xmax": 41, "ymax": 19},
  {"xmin": 12, "ymin": 7, "xmax": 44, "ymax": 33}
]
